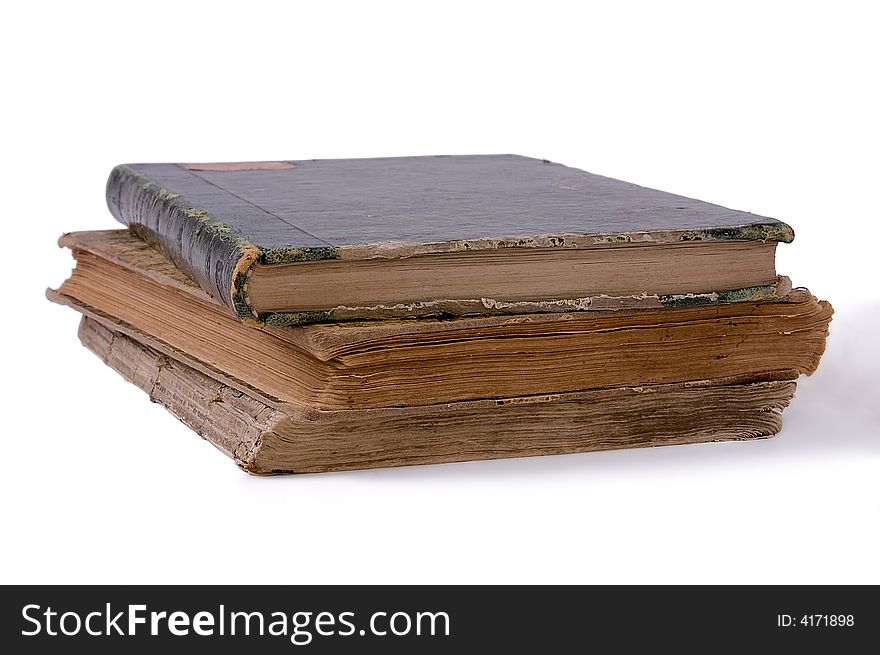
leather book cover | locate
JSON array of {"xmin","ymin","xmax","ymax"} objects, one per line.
[{"xmin": 106, "ymin": 155, "xmax": 794, "ymax": 324}]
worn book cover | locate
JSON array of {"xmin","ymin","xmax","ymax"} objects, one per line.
[
  {"xmin": 78, "ymin": 316, "xmax": 801, "ymax": 474},
  {"xmin": 107, "ymin": 155, "xmax": 794, "ymax": 325},
  {"xmin": 50, "ymin": 230, "xmax": 831, "ymax": 412}
]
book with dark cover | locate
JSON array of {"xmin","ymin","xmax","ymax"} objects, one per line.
[{"xmin": 106, "ymin": 155, "xmax": 794, "ymax": 325}]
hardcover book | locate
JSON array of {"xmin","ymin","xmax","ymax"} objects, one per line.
[
  {"xmin": 50, "ymin": 231, "xmax": 830, "ymax": 412},
  {"xmin": 106, "ymin": 155, "xmax": 794, "ymax": 325},
  {"xmin": 77, "ymin": 315, "xmax": 802, "ymax": 474}
]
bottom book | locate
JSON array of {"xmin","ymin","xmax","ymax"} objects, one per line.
[{"xmin": 77, "ymin": 316, "xmax": 799, "ymax": 474}]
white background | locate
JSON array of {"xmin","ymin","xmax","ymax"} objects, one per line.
[{"xmin": 1, "ymin": 1, "xmax": 877, "ymax": 584}]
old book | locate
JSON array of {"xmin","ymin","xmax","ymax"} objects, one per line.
[
  {"xmin": 107, "ymin": 155, "xmax": 794, "ymax": 325},
  {"xmin": 78, "ymin": 315, "xmax": 800, "ymax": 474},
  {"xmin": 50, "ymin": 230, "xmax": 832, "ymax": 411}
]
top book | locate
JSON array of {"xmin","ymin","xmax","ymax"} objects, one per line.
[{"xmin": 106, "ymin": 154, "xmax": 794, "ymax": 325}]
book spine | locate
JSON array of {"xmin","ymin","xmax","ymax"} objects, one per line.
[
  {"xmin": 105, "ymin": 164, "xmax": 262, "ymax": 322},
  {"xmin": 77, "ymin": 316, "xmax": 279, "ymax": 470}
]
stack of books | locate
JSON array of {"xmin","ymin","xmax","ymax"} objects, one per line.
[{"xmin": 49, "ymin": 155, "xmax": 832, "ymax": 473}]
